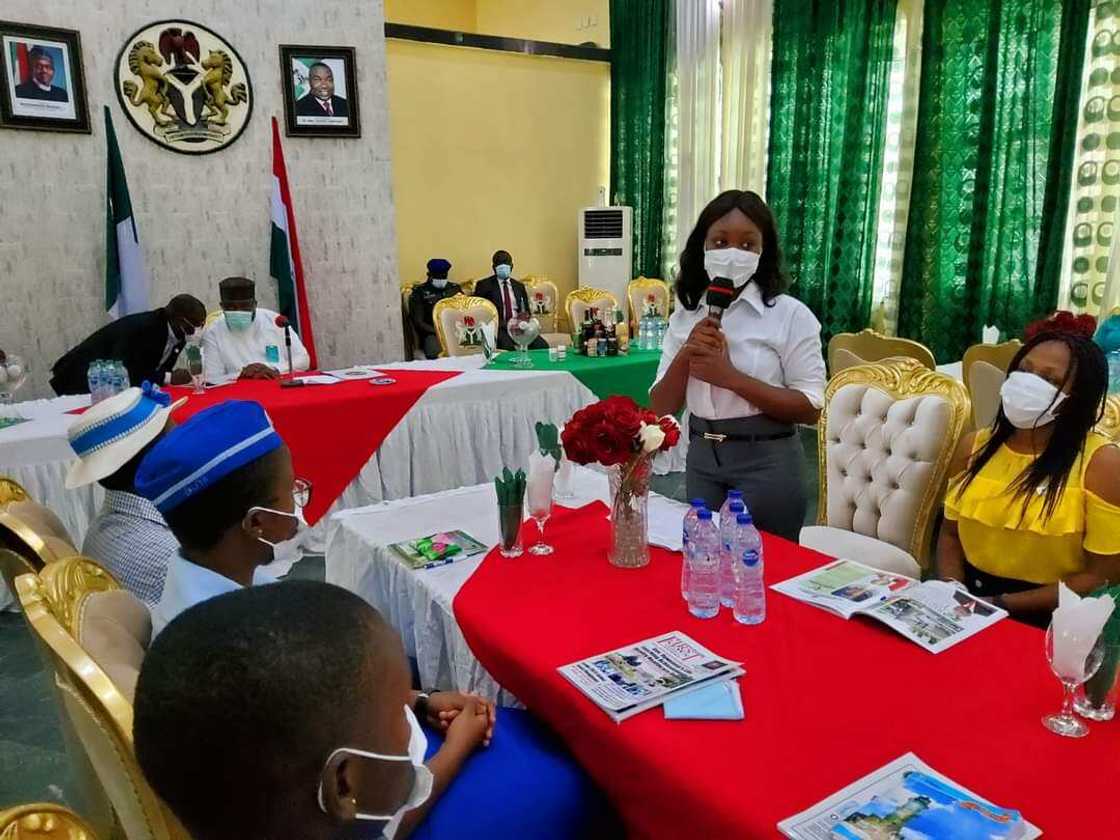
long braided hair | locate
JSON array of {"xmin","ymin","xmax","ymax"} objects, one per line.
[{"xmin": 958, "ymin": 317, "xmax": 1108, "ymax": 521}]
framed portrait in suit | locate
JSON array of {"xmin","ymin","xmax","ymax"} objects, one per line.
[
  {"xmin": 279, "ymin": 44, "xmax": 360, "ymax": 138},
  {"xmin": 0, "ymin": 21, "xmax": 90, "ymax": 133}
]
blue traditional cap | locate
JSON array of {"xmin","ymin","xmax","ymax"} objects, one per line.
[
  {"xmin": 427, "ymin": 258, "xmax": 451, "ymax": 276},
  {"xmin": 65, "ymin": 382, "xmax": 186, "ymax": 490},
  {"xmin": 134, "ymin": 400, "xmax": 282, "ymax": 514}
]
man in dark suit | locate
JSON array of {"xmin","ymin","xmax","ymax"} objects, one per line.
[
  {"xmin": 294, "ymin": 62, "xmax": 349, "ymax": 118},
  {"xmin": 14, "ymin": 48, "xmax": 69, "ymax": 102},
  {"xmin": 474, "ymin": 250, "xmax": 548, "ymax": 351},
  {"xmin": 50, "ymin": 295, "xmax": 207, "ymax": 396}
]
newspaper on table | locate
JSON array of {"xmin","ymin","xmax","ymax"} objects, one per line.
[
  {"xmin": 772, "ymin": 559, "xmax": 1006, "ymax": 654},
  {"xmin": 389, "ymin": 529, "xmax": 487, "ymax": 570},
  {"xmin": 558, "ymin": 631, "xmax": 743, "ymax": 723},
  {"xmin": 778, "ymin": 752, "xmax": 1040, "ymax": 840}
]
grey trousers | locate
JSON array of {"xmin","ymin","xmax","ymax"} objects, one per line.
[{"xmin": 685, "ymin": 415, "xmax": 808, "ymax": 542}]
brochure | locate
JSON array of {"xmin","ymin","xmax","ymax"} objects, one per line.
[
  {"xmin": 558, "ymin": 631, "xmax": 744, "ymax": 723},
  {"xmin": 389, "ymin": 529, "xmax": 487, "ymax": 570},
  {"xmin": 778, "ymin": 753, "xmax": 1040, "ymax": 839},
  {"xmin": 0, "ymin": 416, "xmax": 30, "ymax": 431},
  {"xmin": 771, "ymin": 559, "xmax": 1005, "ymax": 654}
]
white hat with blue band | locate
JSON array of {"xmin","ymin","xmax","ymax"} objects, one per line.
[{"xmin": 65, "ymin": 382, "xmax": 186, "ymax": 489}]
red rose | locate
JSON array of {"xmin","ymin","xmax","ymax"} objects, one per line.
[
  {"xmin": 588, "ymin": 418, "xmax": 633, "ymax": 466},
  {"xmin": 658, "ymin": 415, "xmax": 681, "ymax": 449}
]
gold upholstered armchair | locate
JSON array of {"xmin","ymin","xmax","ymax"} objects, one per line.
[
  {"xmin": 827, "ymin": 329, "xmax": 937, "ymax": 377},
  {"xmin": 800, "ymin": 360, "xmax": 971, "ymax": 575}
]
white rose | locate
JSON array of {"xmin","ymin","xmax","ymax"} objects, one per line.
[{"xmin": 639, "ymin": 422, "xmax": 665, "ymax": 453}]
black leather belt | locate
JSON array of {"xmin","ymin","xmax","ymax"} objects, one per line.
[{"xmin": 689, "ymin": 428, "xmax": 795, "ymax": 444}]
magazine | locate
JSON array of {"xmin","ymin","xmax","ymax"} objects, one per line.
[
  {"xmin": 558, "ymin": 631, "xmax": 744, "ymax": 723},
  {"xmin": 771, "ymin": 559, "xmax": 1006, "ymax": 654},
  {"xmin": 778, "ymin": 753, "xmax": 1040, "ymax": 840},
  {"xmin": 389, "ymin": 529, "xmax": 487, "ymax": 570}
]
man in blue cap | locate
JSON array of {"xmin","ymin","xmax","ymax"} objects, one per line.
[
  {"xmin": 135, "ymin": 400, "xmax": 309, "ymax": 637},
  {"xmin": 409, "ymin": 258, "xmax": 461, "ymax": 359}
]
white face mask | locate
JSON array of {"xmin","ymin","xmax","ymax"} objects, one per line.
[
  {"xmin": 246, "ymin": 505, "xmax": 305, "ymax": 550},
  {"xmin": 317, "ymin": 705, "xmax": 433, "ymax": 838},
  {"xmin": 1000, "ymin": 371, "xmax": 1067, "ymax": 430},
  {"xmin": 704, "ymin": 248, "xmax": 761, "ymax": 289},
  {"xmin": 431, "ymin": 277, "xmax": 448, "ymax": 290}
]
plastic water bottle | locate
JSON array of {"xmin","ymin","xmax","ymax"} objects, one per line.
[
  {"xmin": 1109, "ymin": 350, "xmax": 1120, "ymax": 395},
  {"xmin": 637, "ymin": 316, "xmax": 648, "ymax": 350},
  {"xmin": 681, "ymin": 499, "xmax": 707, "ymax": 600},
  {"xmin": 109, "ymin": 361, "xmax": 126, "ymax": 395},
  {"xmin": 717, "ymin": 489, "xmax": 744, "ymax": 528},
  {"xmin": 732, "ymin": 511, "xmax": 766, "ymax": 625},
  {"xmin": 718, "ymin": 499, "xmax": 745, "ymax": 607},
  {"xmin": 87, "ymin": 361, "xmax": 103, "ymax": 403},
  {"xmin": 686, "ymin": 509, "xmax": 720, "ymax": 619}
]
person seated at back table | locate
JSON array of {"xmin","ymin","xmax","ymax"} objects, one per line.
[
  {"xmin": 65, "ymin": 383, "xmax": 183, "ymax": 607},
  {"xmin": 409, "ymin": 258, "xmax": 461, "ymax": 359},
  {"xmin": 134, "ymin": 581, "xmax": 611, "ymax": 840},
  {"xmin": 474, "ymin": 250, "xmax": 548, "ymax": 351},
  {"xmin": 200, "ymin": 276, "xmax": 310, "ymax": 382},
  {"xmin": 50, "ymin": 294, "xmax": 206, "ymax": 395},
  {"xmin": 134, "ymin": 399, "xmax": 303, "ymax": 636},
  {"xmin": 938, "ymin": 315, "xmax": 1120, "ymax": 627}
]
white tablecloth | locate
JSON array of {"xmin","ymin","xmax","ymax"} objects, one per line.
[{"xmin": 325, "ymin": 467, "xmax": 689, "ymax": 706}]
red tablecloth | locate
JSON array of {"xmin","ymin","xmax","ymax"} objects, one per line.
[
  {"xmin": 166, "ymin": 371, "xmax": 459, "ymax": 524},
  {"xmin": 453, "ymin": 503, "xmax": 1120, "ymax": 838}
]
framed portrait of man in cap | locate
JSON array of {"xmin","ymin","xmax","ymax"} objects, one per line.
[
  {"xmin": 279, "ymin": 44, "xmax": 360, "ymax": 138},
  {"xmin": 0, "ymin": 20, "xmax": 90, "ymax": 132}
]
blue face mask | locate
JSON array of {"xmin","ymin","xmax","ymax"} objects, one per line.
[
  {"xmin": 224, "ymin": 310, "xmax": 254, "ymax": 332},
  {"xmin": 495, "ymin": 264, "xmax": 512, "ymax": 280}
]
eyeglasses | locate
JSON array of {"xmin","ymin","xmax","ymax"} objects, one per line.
[{"xmin": 294, "ymin": 478, "xmax": 312, "ymax": 508}]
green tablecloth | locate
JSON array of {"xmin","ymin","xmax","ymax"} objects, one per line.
[{"xmin": 485, "ymin": 348, "xmax": 662, "ymax": 406}]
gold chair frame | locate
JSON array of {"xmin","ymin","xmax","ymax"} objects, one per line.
[
  {"xmin": 523, "ymin": 276, "xmax": 560, "ymax": 333},
  {"xmin": 1097, "ymin": 394, "xmax": 1120, "ymax": 442},
  {"xmin": 627, "ymin": 276, "xmax": 671, "ymax": 327},
  {"xmin": 15, "ymin": 568, "xmax": 187, "ymax": 840},
  {"xmin": 432, "ymin": 295, "xmax": 500, "ymax": 358},
  {"xmin": 817, "ymin": 359, "xmax": 971, "ymax": 568},
  {"xmin": 828, "ymin": 329, "xmax": 937, "ymax": 374},
  {"xmin": 0, "ymin": 803, "xmax": 97, "ymax": 839},
  {"xmin": 0, "ymin": 478, "xmax": 77, "ymax": 571},
  {"xmin": 961, "ymin": 340, "xmax": 1022, "ymax": 430},
  {"xmin": 564, "ymin": 287, "xmax": 620, "ymax": 329}
]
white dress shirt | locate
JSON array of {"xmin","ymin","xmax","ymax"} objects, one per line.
[
  {"xmin": 652, "ymin": 283, "xmax": 826, "ymax": 420},
  {"xmin": 151, "ymin": 552, "xmax": 277, "ymax": 638},
  {"xmin": 200, "ymin": 307, "xmax": 311, "ymax": 383}
]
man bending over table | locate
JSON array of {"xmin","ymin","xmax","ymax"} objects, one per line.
[{"xmin": 200, "ymin": 276, "xmax": 310, "ymax": 382}]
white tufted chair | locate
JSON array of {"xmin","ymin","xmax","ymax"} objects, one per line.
[
  {"xmin": 432, "ymin": 295, "xmax": 500, "ymax": 358},
  {"xmin": 802, "ymin": 359, "xmax": 970, "ymax": 574}
]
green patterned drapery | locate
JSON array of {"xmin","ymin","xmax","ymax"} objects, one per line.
[
  {"xmin": 897, "ymin": 0, "xmax": 1091, "ymax": 361},
  {"xmin": 767, "ymin": 0, "xmax": 898, "ymax": 341},
  {"xmin": 610, "ymin": 0, "xmax": 674, "ymax": 279}
]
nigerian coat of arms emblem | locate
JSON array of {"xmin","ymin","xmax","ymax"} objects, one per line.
[{"xmin": 115, "ymin": 19, "xmax": 252, "ymax": 154}]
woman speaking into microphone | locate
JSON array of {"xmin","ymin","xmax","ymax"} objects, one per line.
[{"xmin": 650, "ymin": 190, "xmax": 826, "ymax": 540}]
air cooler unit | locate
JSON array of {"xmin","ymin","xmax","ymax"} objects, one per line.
[{"xmin": 578, "ymin": 206, "xmax": 633, "ymax": 319}]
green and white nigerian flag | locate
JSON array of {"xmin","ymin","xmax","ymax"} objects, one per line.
[{"xmin": 104, "ymin": 106, "xmax": 150, "ymax": 317}]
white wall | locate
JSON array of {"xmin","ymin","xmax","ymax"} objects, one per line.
[{"xmin": 0, "ymin": 0, "xmax": 401, "ymax": 397}]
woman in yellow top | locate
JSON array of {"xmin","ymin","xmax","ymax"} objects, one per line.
[{"xmin": 938, "ymin": 322, "xmax": 1120, "ymax": 626}]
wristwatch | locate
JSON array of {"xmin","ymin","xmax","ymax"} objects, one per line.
[{"xmin": 413, "ymin": 691, "xmax": 431, "ymax": 721}]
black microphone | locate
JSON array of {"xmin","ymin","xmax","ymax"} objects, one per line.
[
  {"xmin": 705, "ymin": 277, "xmax": 736, "ymax": 324},
  {"xmin": 275, "ymin": 314, "xmax": 294, "ymax": 375}
]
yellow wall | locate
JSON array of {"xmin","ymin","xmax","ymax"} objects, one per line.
[
  {"xmin": 384, "ymin": 0, "xmax": 477, "ymax": 31},
  {"xmin": 386, "ymin": 39, "xmax": 610, "ymax": 303},
  {"xmin": 384, "ymin": 0, "xmax": 609, "ymax": 46},
  {"xmin": 476, "ymin": 0, "xmax": 609, "ymax": 46}
]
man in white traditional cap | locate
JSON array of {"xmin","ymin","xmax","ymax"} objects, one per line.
[{"xmin": 66, "ymin": 382, "xmax": 185, "ymax": 606}]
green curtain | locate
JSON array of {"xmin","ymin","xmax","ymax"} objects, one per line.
[
  {"xmin": 610, "ymin": 0, "xmax": 672, "ymax": 279},
  {"xmin": 897, "ymin": 0, "xmax": 1091, "ymax": 362},
  {"xmin": 767, "ymin": 0, "xmax": 898, "ymax": 341}
]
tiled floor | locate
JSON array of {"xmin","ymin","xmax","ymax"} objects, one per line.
[{"xmin": 0, "ymin": 430, "xmax": 819, "ymax": 811}]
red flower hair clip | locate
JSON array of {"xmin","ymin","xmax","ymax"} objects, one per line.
[{"xmin": 1023, "ymin": 310, "xmax": 1097, "ymax": 342}]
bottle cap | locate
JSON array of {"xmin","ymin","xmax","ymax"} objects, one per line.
[
  {"xmin": 729, "ymin": 500, "xmax": 744, "ymax": 513},
  {"xmin": 736, "ymin": 512, "xmax": 753, "ymax": 525},
  {"xmin": 690, "ymin": 498, "xmax": 706, "ymax": 508},
  {"xmin": 728, "ymin": 489, "xmax": 743, "ymax": 499},
  {"xmin": 698, "ymin": 509, "xmax": 712, "ymax": 521}
]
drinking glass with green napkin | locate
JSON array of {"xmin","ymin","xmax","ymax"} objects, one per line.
[{"xmin": 494, "ymin": 467, "xmax": 526, "ymax": 558}]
